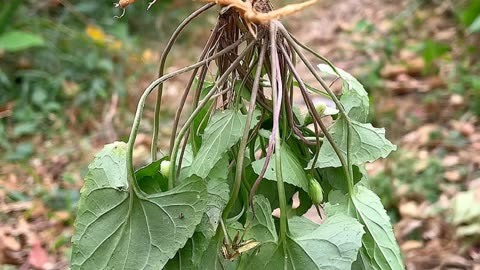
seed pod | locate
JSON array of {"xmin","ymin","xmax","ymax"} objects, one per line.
[
  {"xmin": 308, "ymin": 177, "xmax": 323, "ymax": 205},
  {"xmin": 160, "ymin": 160, "xmax": 171, "ymax": 178}
]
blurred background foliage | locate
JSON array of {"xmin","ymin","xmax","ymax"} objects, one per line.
[
  {"xmin": 0, "ymin": 0, "xmax": 202, "ymax": 160},
  {"xmin": 0, "ymin": 0, "xmax": 480, "ymax": 268}
]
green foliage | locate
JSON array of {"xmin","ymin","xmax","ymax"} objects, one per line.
[
  {"xmin": 457, "ymin": 0, "xmax": 480, "ymax": 33},
  {"xmin": 327, "ymin": 185, "xmax": 404, "ymax": 270},
  {"xmin": 312, "ymin": 117, "xmax": 396, "ymax": 168},
  {"xmin": 135, "ymin": 157, "xmax": 169, "ymax": 194},
  {"xmin": 248, "ymin": 214, "xmax": 364, "ymax": 269},
  {"xmin": 318, "ymin": 64, "xmax": 370, "ymax": 122},
  {"xmin": 166, "ymin": 180, "xmax": 230, "ymax": 269},
  {"xmin": 0, "ymin": 31, "xmax": 45, "ymax": 52},
  {"xmin": 189, "ymin": 109, "xmax": 258, "ymax": 178},
  {"xmin": 0, "ymin": 0, "xmax": 185, "ymax": 158},
  {"xmin": 352, "ymin": 186, "xmax": 404, "ymax": 270},
  {"xmin": 71, "ymin": 142, "xmax": 208, "ymax": 270},
  {"xmin": 370, "ymin": 151, "xmax": 444, "ymax": 205},
  {"xmin": 252, "ymin": 144, "xmax": 309, "ymax": 192},
  {"xmin": 420, "ymin": 40, "xmax": 450, "ymax": 70},
  {"xmin": 70, "ymin": 10, "xmax": 403, "ymax": 268}
]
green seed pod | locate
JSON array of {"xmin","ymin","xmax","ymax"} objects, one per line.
[
  {"xmin": 308, "ymin": 178, "xmax": 324, "ymax": 205},
  {"xmin": 160, "ymin": 160, "xmax": 171, "ymax": 178}
]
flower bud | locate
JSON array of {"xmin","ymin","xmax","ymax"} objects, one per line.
[
  {"xmin": 160, "ymin": 160, "xmax": 171, "ymax": 178},
  {"xmin": 308, "ymin": 178, "xmax": 323, "ymax": 205},
  {"xmin": 304, "ymin": 102, "xmax": 327, "ymax": 125},
  {"xmin": 314, "ymin": 102, "xmax": 327, "ymax": 115}
]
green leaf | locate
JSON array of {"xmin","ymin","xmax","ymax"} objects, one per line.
[
  {"xmin": 249, "ymin": 214, "xmax": 364, "ymax": 269},
  {"xmin": 245, "ymin": 195, "xmax": 278, "ymax": 243},
  {"xmin": 458, "ymin": 1, "xmax": 480, "ymax": 27},
  {"xmin": 312, "ymin": 117, "xmax": 396, "ymax": 168},
  {"xmin": 71, "ymin": 142, "xmax": 208, "ymax": 270},
  {"xmin": 135, "ymin": 157, "xmax": 169, "ymax": 194},
  {"xmin": 177, "ymin": 144, "xmax": 194, "ymax": 182},
  {"xmin": 0, "ymin": 31, "xmax": 45, "ymax": 52},
  {"xmin": 327, "ymin": 186, "xmax": 404, "ymax": 269},
  {"xmin": 468, "ymin": 16, "xmax": 480, "ymax": 33},
  {"xmin": 165, "ymin": 179, "xmax": 230, "ymax": 269},
  {"xmin": 252, "ymin": 144, "xmax": 309, "ymax": 192},
  {"xmin": 352, "ymin": 247, "xmax": 376, "ymax": 270},
  {"xmin": 325, "ymin": 190, "xmax": 356, "ymax": 217},
  {"xmin": 352, "ymin": 185, "xmax": 404, "ymax": 270},
  {"xmin": 192, "ymin": 81, "xmax": 215, "ymax": 152},
  {"xmin": 190, "ymin": 110, "xmax": 253, "ymax": 178},
  {"xmin": 199, "ymin": 230, "xmax": 239, "ymax": 270},
  {"xmin": 319, "ymin": 166, "xmax": 362, "ymax": 193},
  {"xmin": 421, "ymin": 40, "xmax": 450, "ymax": 67},
  {"xmin": 245, "ymin": 163, "xmax": 296, "ymax": 210},
  {"xmin": 318, "ymin": 64, "xmax": 369, "ymax": 122}
]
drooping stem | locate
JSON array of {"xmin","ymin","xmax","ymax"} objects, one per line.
[
  {"xmin": 168, "ymin": 23, "xmax": 220, "ymax": 156},
  {"xmin": 168, "ymin": 38, "xmax": 259, "ymax": 189},
  {"xmin": 277, "ymin": 22, "xmax": 347, "ymax": 118},
  {"xmin": 126, "ymin": 34, "xmax": 249, "ymax": 193},
  {"xmin": 151, "ymin": 3, "xmax": 215, "ymax": 161},
  {"xmin": 270, "ymin": 22, "xmax": 288, "ymax": 259},
  {"xmin": 278, "ymin": 22, "xmax": 354, "ymax": 192},
  {"xmin": 287, "ymin": 32, "xmax": 339, "ymax": 75},
  {"xmin": 223, "ymin": 42, "xmax": 267, "ymax": 220},
  {"xmin": 280, "ymin": 45, "xmax": 354, "ymax": 194}
]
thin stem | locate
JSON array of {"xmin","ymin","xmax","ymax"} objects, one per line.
[
  {"xmin": 151, "ymin": 3, "xmax": 215, "ymax": 161},
  {"xmin": 168, "ymin": 25, "xmax": 219, "ymax": 156},
  {"xmin": 278, "ymin": 22, "xmax": 354, "ymax": 193},
  {"xmin": 223, "ymin": 42, "xmax": 267, "ymax": 220},
  {"xmin": 314, "ymin": 204, "xmax": 323, "ymax": 220},
  {"xmin": 168, "ymin": 38, "xmax": 259, "ymax": 189},
  {"xmin": 288, "ymin": 32, "xmax": 339, "ymax": 75},
  {"xmin": 280, "ymin": 44, "xmax": 353, "ymax": 194},
  {"xmin": 277, "ymin": 23, "xmax": 348, "ymax": 119},
  {"xmin": 126, "ymin": 34, "xmax": 249, "ymax": 191},
  {"xmin": 270, "ymin": 23, "xmax": 288, "ymax": 259},
  {"xmin": 220, "ymin": 219, "xmax": 231, "ymax": 246}
]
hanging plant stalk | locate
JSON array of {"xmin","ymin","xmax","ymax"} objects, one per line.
[{"xmin": 70, "ymin": 1, "xmax": 405, "ymax": 269}]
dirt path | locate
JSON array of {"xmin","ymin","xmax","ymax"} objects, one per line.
[{"xmin": 287, "ymin": 0, "xmax": 405, "ymax": 77}]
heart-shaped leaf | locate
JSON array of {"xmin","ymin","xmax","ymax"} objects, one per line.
[
  {"xmin": 165, "ymin": 179, "xmax": 230, "ymax": 269},
  {"xmin": 352, "ymin": 185, "xmax": 404, "ymax": 270},
  {"xmin": 71, "ymin": 142, "xmax": 207, "ymax": 270},
  {"xmin": 312, "ymin": 117, "xmax": 396, "ymax": 168},
  {"xmin": 248, "ymin": 214, "xmax": 364, "ymax": 269},
  {"xmin": 326, "ymin": 186, "xmax": 404, "ymax": 270}
]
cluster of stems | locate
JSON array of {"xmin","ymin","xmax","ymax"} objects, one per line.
[{"xmin": 124, "ymin": 2, "xmax": 354, "ymax": 260}]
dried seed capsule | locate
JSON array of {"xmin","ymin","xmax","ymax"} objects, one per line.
[
  {"xmin": 308, "ymin": 177, "xmax": 323, "ymax": 205},
  {"xmin": 160, "ymin": 160, "xmax": 171, "ymax": 178}
]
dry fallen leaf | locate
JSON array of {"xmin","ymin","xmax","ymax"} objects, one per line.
[
  {"xmin": 442, "ymin": 155, "xmax": 460, "ymax": 167},
  {"xmin": 28, "ymin": 241, "xmax": 49, "ymax": 270},
  {"xmin": 401, "ymin": 240, "xmax": 423, "ymax": 251},
  {"xmin": 444, "ymin": 170, "xmax": 462, "ymax": 182}
]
